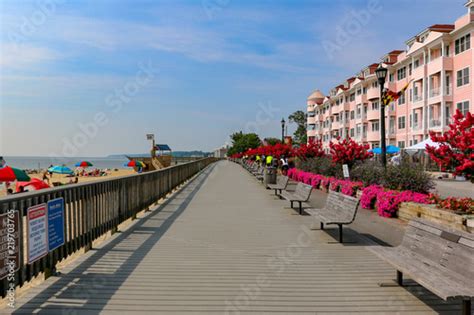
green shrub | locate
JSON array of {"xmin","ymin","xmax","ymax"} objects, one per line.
[
  {"xmin": 297, "ymin": 157, "xmax": 343, "ymax": 178},
  {"xmin": 350, "ymin": 160, "xmax": 386, "ymax": 186},
  {"xmin": 384, "ymin": 162, "xmax": 434, "ymax": 193}
]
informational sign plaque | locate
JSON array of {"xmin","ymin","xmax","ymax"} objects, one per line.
[
  {"xmin": 47, "ymin": 198, "xmax": 65, "ymax": 251},
  {"xmin": 27, "ymin": 204, "xmax": 48, "ymax": 264}
]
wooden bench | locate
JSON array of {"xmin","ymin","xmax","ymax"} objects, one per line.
[
  {"xmin": 280, "ymin": 182, "xmax": 313, "ymax": 215},
  {"xmin": 305, "ymin": 190, "xmax": 359, "ymax": 243},
  {"xmin": 368, "ymin": 218, "xmax": 474, "ymax": 315},
  {"xmin": 267, "ymin": 176, "xmax": 289, "ymax": 196},
  {"xmin": 252, "ymin": 166, "xmax": 264, "ymax": 181}
]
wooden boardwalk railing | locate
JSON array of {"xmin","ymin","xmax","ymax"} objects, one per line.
[{"xmin": 0, "ymin": 158, "xmax": 217, "ymax": 298}]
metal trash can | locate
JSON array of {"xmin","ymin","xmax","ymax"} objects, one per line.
[{"xmin": 264, "ymin": 167, "xmax": 277, "ymax": 187}]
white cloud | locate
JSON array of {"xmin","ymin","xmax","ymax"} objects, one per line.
[{"xmin": 0, "ymin": 43, "xmax": 60, "ymax": 69}]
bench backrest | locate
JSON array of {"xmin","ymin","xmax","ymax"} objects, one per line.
[
  {"xmin": 294, "ymin": 182, "xmax": 313, "ymax": 201},
  {"xmin": 401, "ymin": 218, "xmax": 474, "ymax": 281},
  {"xmin": 325, "ymin": 190, "xmax": 360, "ymax": 223},
  {"xmin": 277, "ymin": 176, "xmax": 289, "ymax": 188}
]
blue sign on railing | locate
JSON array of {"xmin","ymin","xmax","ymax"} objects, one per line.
[{"xmin": 47, "ymin": 198, "xmax": 65, "ymax": 251}]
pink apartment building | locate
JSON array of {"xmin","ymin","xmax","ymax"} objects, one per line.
[{"xmin": 307, "ymin": 1, "xmax": 474, "ymax": 151}]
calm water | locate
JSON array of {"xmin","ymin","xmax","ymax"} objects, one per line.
[{"xmin": 2, "ymin": 156, "xmax": 129, "ymax": 170}]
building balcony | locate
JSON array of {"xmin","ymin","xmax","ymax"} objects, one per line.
[
  {"xmin": 307, "ymin": 116, "xmax": 316, "ymax": 124},
  {"xmin": 427, "ymin": 56, "xmax": 453, "ymax": 75},
  {"xmin": 331, "ymin": 121, "xmax": 340, "ymax": 131},
  {"xmin": 428, "ymin": 119, "xmax": 442, "ymax": 129},
  {"xmin": 412, "ymin": 64, "xmax": 425, "ymax": 80},
  {"xmin": 307, "ymin": 129, "xmax": 317, "ymax": 137},
  {"xmin": 355, "ymin": 94, "xmax": 367, "ymax": 104},
  {"xmin": 366, "ymin": 88, "xmax": 379, "ymax": 100},
  {"xmin": 366, "ymin": 109, "xmax": 379, "ymax": 121},
  {"xmin": 429, "ymin": 87, "xmax": 440, "ymax": 98},
  {"xmin": 366, "ymin": 131, "xmax": 379, "ymax": 142}
]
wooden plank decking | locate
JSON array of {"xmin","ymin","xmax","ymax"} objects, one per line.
[{"xmin": 3, "ymin": 161, "xmax": 463, "ymax": 314}]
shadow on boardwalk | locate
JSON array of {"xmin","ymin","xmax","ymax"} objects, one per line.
[{"xmin": 12, "ymin": 164, "xmax": 217, "ymax": 315}]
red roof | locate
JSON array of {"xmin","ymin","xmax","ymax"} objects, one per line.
[
  {"xmin": 387, "ymin": 50, "xmax": 404, "ymax": 56},
  {"xmin": 428, "ymin": 24, "xmax": 455, "ymax": 33}
]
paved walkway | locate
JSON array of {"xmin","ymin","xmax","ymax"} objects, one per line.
[{"xmin": 5, "ymin": 161, "xmax": 462, "ymax": 314}]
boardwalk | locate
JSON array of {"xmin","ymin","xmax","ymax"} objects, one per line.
[{"xmin": 4, "ymin": 161, "xmax": 462, "ymax": 314}]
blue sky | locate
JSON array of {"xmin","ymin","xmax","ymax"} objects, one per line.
[{"xmin": 0, "ymin": 0, "xmax": 465, "ymax": 156}]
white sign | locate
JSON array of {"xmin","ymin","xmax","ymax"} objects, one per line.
[
  {"xmin": 342, "ymin": 164, "xmax": 350, "ymax": 178},
  {"xmin": 27, "ymin": 204, "xmax": 48, "ymax": 264}
]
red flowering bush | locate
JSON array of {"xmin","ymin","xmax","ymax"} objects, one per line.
[
  {"xmin": 360, "ymin": 185, "xmax": 384, "ymax": 210},
  {"xmin": 245, "ymin": 143, "xmax": 294, "ymax": 159},
  {"xmin": 329, "ymin": 178, "xmax": 342, "ymax": 192},
  {"xmin": 295, "ymin": 139, "xmax": 325, "ymax": 160},
  {"xmin": 329, "ymin": 137, "xmax": 373, "ymax": 168},
  {"xmin": 310, "ymin": 174, "xmax": 325, "ymax": 188},
  {"xmin": 375, "ymin": 190, "xmax": 430, "ymax": 218},
  {"xmin": 429, "ymin": 194, "xmax": 474, "ymax": 214},
  {"xmin": 340, "ymin": 180, "xmax": 363, "ymax": 197},
  {"xmin": 320, "ymin": 177, "xmax": 331, "ymax": 190},
  {"xmin": 426, "ymin": 109, "xmax": 474, "ymax": 182}
]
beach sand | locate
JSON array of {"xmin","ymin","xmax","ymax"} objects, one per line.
[{"xmin": 0, "ymin": 169, "xmax": 135, "ymax": 197}]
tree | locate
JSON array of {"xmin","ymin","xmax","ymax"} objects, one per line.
[
  {"xmin": 426, "ymin": 109, "xmax": 474, "ymax": 182},
  {"xmin": 329, "ymin": 137, "xmax": 373, "ymax": 168},
  {"xmin": 288, "ymin": 110, "xmax": 307, "ymax": 145},
  {"xmin": 294, "ymin": 138, "xmax": 325, "ymax": 160},
  {"xmin": 227, "ymin": 132, "xmax": 261, "ymax": 157},
  {"xmin": 264, "ymin": 138, "xmax": 282, "ymax": 146}
]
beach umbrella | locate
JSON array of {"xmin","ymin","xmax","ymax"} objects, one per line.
[
  {"xmin": 48, "ymin": 165, "xmax": 74, "ymax": 175},
  {"xmin": 16, "ymin": 178, "xmax": 50, "ymax": 192},
  {"xmin": 125, "ymin": 160, "xmax": 145, "ymax": 168},
  {"xmin": 0, "ymin": 166, "xmax": 31, "ymax": 182},
  {"xmin": 369, "ymin": 145, "xmax": 400, "ymax": 155},
  {"xmin": 75, "ymin": 161, "xmax": 93, "ymax": 167}
]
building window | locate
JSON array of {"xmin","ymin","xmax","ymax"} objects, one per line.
[
  {"xmin": 397, "ymin": 67, "xmax": 406, "ymax": 80},
  {"xmin": 357, "ymin": 89, "xmax": 362, "ymax": 95},
  {"xmin": 398, "ymin": 92, "xmax": 406, "ymax": 105},
  {"xmin": 457, "ymin": 101, "xmax": 470, "ymax": 116},
  {"xmin": 408, "ymin": 63, "xmax": 412, "ymax": 75},
  {"xmin": 445, "ymin": 44, "xmax": 450, "ymax": 57},
  {"xmin": 389, "ymin": 73, "xmax": 394, "ymax": 82},
  {"xmin": 457, "ymin": 67, "xmax": 469, "ymax": 87},
  {"xmin": 397, "ymin": 141, "xmax": 405, "ymax": 149},
  {"xmin": 414, "ymin": 59, "xmax": 420, "ymax": 68},
  {"xmin": 455, "ymin": 34, "xmax": 471, "ymax": 55},
  {"xmin": 371, "ymin": 101, "xmax": 379, "ymax": 111},
  {"xmin": 398, "ymin": 116, "xmax": 406, "ymax": 129},
  {"xmin": 371, "ymin": 121, "xmax": 379, "ymax": 132},
  {"xmin": 363, "ymin": 87, "xmax": 367, "ymax": 94},
  {"xmin": 350, "ymin": 128, "xmax": 355, "ymax": 137},
  {"xmin": 350, "ymin": 110, "xmax": 355, "ymax": 120},
  {"xmin": 350, "ymin": 93, "xmax": 355, "ymax": 101}
]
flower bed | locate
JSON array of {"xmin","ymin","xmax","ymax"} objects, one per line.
[{"xmin": 287, "ymin": 168, "xmax": 473, "ymax": 219}]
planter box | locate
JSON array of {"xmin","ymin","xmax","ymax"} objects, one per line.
[{"xmin": 398, "ymin": 202, "xmax": 470, "ymax": 232}]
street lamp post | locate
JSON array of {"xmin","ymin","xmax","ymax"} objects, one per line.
[
  {"xmin": 375, "ymin": 65, "xmax": 388, "ymax": 168},
  {"xmin": 281, "ymin": 118, "xmax": 286, "ymax": 143}
]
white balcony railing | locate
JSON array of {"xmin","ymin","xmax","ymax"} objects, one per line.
[
  {"xmin": 429, "ymin": 119, "xmax": 441, "ymax": 128},
  {"xmin": 445, "ymin": 86, "xmax": 452, "ymax": 96},
  {"xmin": 429, "ymin": 87, "xmax": 440, "ymax": 98},
  {"xmin": 413, "ymin": 94, "xmax": 423, "ymax": 102},
  {"xmin": 412, "ymin": 122, "xmax": 422, "ymax": 131}
]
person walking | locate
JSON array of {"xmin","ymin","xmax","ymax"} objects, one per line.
[
  {"xmin": 280, "ymin": 155, "xmax": 289, "ymax": 175},
  {"xmin": 265, "ymin": 155, "xmax": 273, "ymax": 166}
]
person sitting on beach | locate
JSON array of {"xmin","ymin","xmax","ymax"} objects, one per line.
[{"xmin": 42, "ymin": 171, "xmax": 50, "ymax": 184}]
